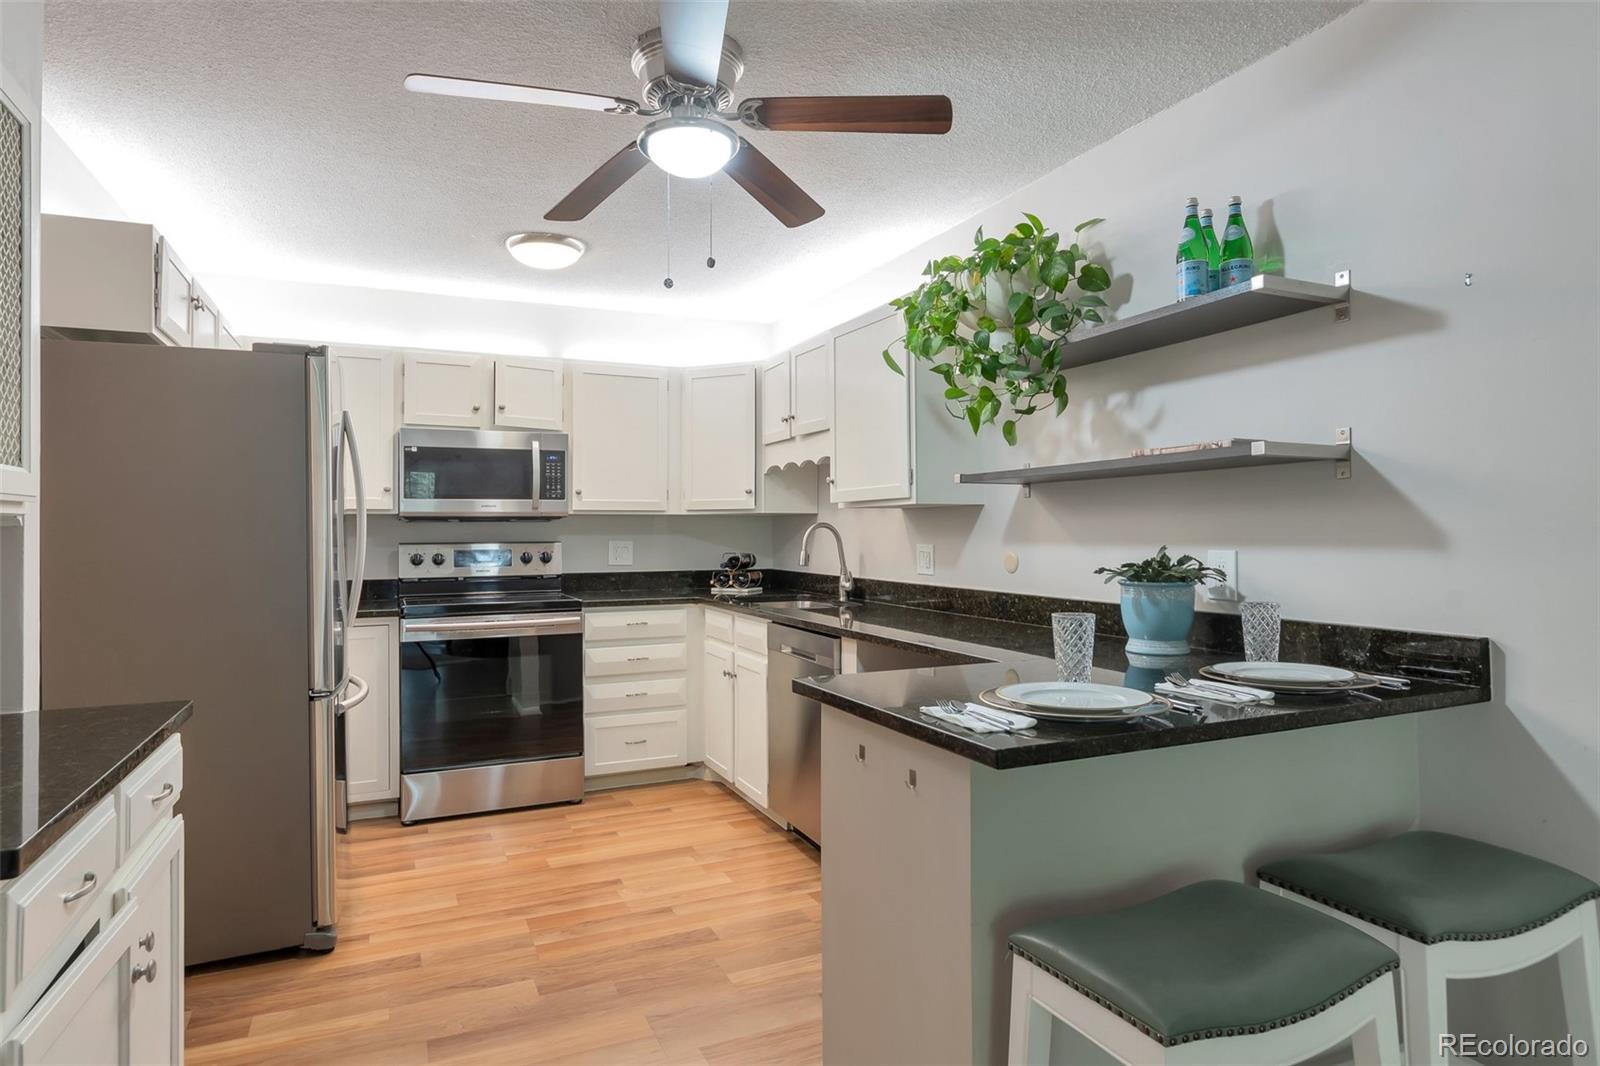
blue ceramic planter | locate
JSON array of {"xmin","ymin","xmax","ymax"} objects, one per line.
[{"xmin": 1118, "ymin": 581, "xmax": 1198, "ymax": 656}]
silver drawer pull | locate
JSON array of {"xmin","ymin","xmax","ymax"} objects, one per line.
[
  {"xmin": 626, "ymin": 656, "xmax": 650, "ymax": 662},
  {"xmin": 626, "ymin": 691, "xmax": 649, "ymax": 698},
  {"xmin": 149, "ymin": 782, "xmax": 175, "ymax": 804},
  {"xmin": 625, "ymin": 621, "xmax": 650, "ymax": 627},
  {"xmin": 131, "ymin": 961, "xmax": 157, "ymax": 984},
  {"xmin": 624, "ymin": 739, "xmax": 648, "ymax": 746},
  {"xmin": 905, "ymin": 768, "xmax": 918, "ymax": 791},
  {"xmin": 61, "ymin": 872, "xmax": 97, "ymax": 904}
]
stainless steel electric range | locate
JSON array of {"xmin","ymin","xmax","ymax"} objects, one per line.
[{"xmin": 397, "ymin": 542, "xmax": 584, "ymax": 823}]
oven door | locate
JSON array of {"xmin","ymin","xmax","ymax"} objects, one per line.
[
  {"xmin": 399, "ymin": 613, "xmax": 584, "ymax": 774},
  {"xmin": 399, "ymin": 427, "xmax": 567, "ymax": 518}
]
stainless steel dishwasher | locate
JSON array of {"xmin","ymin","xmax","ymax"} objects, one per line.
[{"xmin": 767, "ymin": 624, "xmax": 841, "ymax": 846}]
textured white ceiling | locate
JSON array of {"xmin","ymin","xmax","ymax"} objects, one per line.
[{"xmin": 43, "ymin": 0, "xmax": 1353, "ymax": 323}]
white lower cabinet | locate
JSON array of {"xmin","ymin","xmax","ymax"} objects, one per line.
[
  {"xmin": 346, "ymin": 620, "xmax": 399, "ymax": 803},
  {"xmin": 582, "ymin": 607, "xmax": 689, "ymax": 778},
  {"xmin": 1, "ymin": 740, "xmax": 185, "ymax": 1064},
  {"xmin": 700, "ymin": 610, "xmax": 768, "ymax": 808}
]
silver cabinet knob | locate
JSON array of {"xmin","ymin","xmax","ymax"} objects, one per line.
[
  {"xmin": 139, "ymin": 932, "xmax": 156, "ymax": 952},
  {"xmin": 131, "ymin": 961, "xmax": 157, "ymax": 984},
  {"xmin": 498, "ymin": 403, "xmax": 506, "ymax": 411},
  {"xmin": 471, "ymin": 403, "xmax": 481, "ymax": 412},
  {"xmin": 744, "ymin": 488, "xmax": 753, "ymax": 495},
  {"xmin": 575, "ymin": 489, "xmax": 582, "ymax": 495},
  {"xmin": 382, "ymin": 486, "xmax": 392, "ymax": 493},
  {"xmin": 825, "ymin": 476, "xmax": 836, "ymax": 485}
]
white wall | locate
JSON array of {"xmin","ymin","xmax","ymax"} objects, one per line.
[
  {"xmin": 40, "ymin": 118, "xmax": 126, "ymax": 221},
  {"xmin": 778, "ymin": 1, "xmax": 1600, "ymax": 881},
  {"xmin": 354, "ymin": 513, "xmax": 776, "ymax": 580}
]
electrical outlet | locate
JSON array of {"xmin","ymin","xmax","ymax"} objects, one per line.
[
  {"xmin": 608, "ymin": 540, "xmax": 634, "ymax": 566},
  {"xmin": 915, "ymin": 543, "xmax": 935, "ymax": 576},
  {"xmin": 1206, "ymin": 549, "xmax": 1239, "ymax": 601}
]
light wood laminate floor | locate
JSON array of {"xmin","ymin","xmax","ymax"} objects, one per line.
[{"xmin": 185, "ymin": 780, "xmax": 822, "ymax": 1065}]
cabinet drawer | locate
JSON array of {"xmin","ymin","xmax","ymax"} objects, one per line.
[
  {"xmin": 705, "ymin": 608, "xmax": 734, "ymax": 644},
  {"xmin": 584, "ymin": 676, "xmax": 687, "ymax": 715},
  {"xmin": 585, "ymin": 709, "xmax": 687, "ymax": 776},
  {"xmin": 584, "ymin": 641, "xmax": 687, "ymax": 678},
  {"xmin": 117, "ymin": 736, "xmax": 183, "ymax": 859},
  {"xmin": 5, "ymin": 798, "xmax": 118, "ymax": 995},
  {"xmin": 734, "ymin": 616, "xmax": 768, "ymax": 654},
  {"xmin": 584, "ymin": 608, "xmax": 688, "ymax": 643}
]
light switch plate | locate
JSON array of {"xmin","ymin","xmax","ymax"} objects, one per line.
[
  {"xmin": 608, "ymin": 540, "xmax": 634, "ymax": 566},
  {"xmin": 1206, "ymin": 549, "xmax": 1239, "ymax": 601},
  {"xmin": 915, "ymin": 543, "xmax": 935, "ymax": 576}
]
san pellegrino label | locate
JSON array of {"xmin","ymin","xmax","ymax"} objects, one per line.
[
  {"xmin": 1199, "ymin": 209, "xmax": 1221, "ymax": 293},
  {"xmin": 1176, "ymin": 198, "xmax": 1209, "ymax": 300},
  {"xmin": 1220, "ymin": 195, "xmax": 1255, "ymax": 287}
]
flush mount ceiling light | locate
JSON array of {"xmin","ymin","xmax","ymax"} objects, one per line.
[
  {"xmin": 504, "ymin": 232, "xmax": 586, "ymax": 270},
  {"xmin": 637, "ymin": 115, "xmax": 740, "ymax": 179}
]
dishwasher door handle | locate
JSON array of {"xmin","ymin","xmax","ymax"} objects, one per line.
[{"xmin": 778, "ymin": 644, "xmax": 825, "ymax": 664}]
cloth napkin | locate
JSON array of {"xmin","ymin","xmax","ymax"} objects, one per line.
[
  {"xmin": 1156, "ymin": 679, "xmax": 1274, "ymax": 705},
  {"xmin": 921, "ymin": 702, "xmax": 1037, "ymax": 733}
]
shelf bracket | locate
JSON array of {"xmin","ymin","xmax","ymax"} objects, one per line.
[
  {"xmin": 1333, "ymin": 269, "xmax": 1351, "ymax": 323},
  {"xmin": 1335, "ymin": 426, "xmax": 1352, "ymax": 480}
]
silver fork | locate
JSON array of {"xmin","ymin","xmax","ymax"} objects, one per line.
[
  {"xmin": 1164, "ymin": 672, "xmax": 1262, "ymax": 706},
  {"xmin": 940, "ymin": 698, "xmax": 1013, "ymax": 731}
]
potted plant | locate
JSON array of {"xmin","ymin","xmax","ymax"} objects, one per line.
[
  {"xmin": 883, "ymin": 215, "xmax": 1111, "ymax": 446},
  {"xmin": 1094, "ymin": 547, "xmax": 1227, "ymax": 656}
]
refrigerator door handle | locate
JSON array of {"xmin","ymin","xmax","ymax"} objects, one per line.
[{"xmin": 335, "ymin": 410, "xmax": 368, "ymax": 699}]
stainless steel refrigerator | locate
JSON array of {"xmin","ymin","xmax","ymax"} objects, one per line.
[{"xmin": 38, "ymin": 338, "xmax": 369, "ymax": 964}]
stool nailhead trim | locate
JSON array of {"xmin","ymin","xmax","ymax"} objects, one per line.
[
  {"xmin": 1256, "ymin": 874, "xmax": 1600, "ymax": 945},
  {"xmin": 1006, "ymin": 943, "xmax": 1399, "ymax": 1047}
]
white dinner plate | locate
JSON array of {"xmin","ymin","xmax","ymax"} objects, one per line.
[
  {"xmin": 1207, "ymin": 662, "xmax": 1358, "ymax": 685},
  {"xmin": 993, "ymin": 682, "xmax": 1154, "ymax": 713}
]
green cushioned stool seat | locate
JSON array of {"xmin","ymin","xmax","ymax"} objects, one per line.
[
  {"xmin": 1006, "ymin": 880, "xmax": 1399, "ymax": 1047},
  {"xmin": 1258, "ymin": 830, "xmax": 1600, "ymax": 945}
]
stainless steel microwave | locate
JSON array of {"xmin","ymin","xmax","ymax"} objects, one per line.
[{"xmin": 398, "ymin": 427, "xmax": 569, "ymax": 519}]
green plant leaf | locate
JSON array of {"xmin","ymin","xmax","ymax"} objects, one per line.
[
  {"xmin": 1077, "ymin": 263, "xmax": 1111, "ymax": 292},
  {"xmin": 1081, "ymin": 309, "xmax": 1103, "ymax": 323},
  {"xmin": 1076, "ymin": 294, "xmax": 1107, "ymax": 307},
  {"xmin": 1008, "ymin": 292, "xmax": 1034, "ymax": 324},
  {"xmin": 1075, "ymin": 217, "xmax": 1105, "ymax": 233},
  {"xmin": 966, "ymin": 404, "xmax": 982, "ymax": 435},
  {"xmin": 1002, "ymin": 420, "xmax": 1018, "ymax": 446},
  {"xmin": 1041, "ymin": 254, "xmax": 1072, "ymax": 292},
  {"xmin": 943, "ymin": 386, "xmax": 965, "ymax": 400},
  {"xmin": 882, "ymin": 349, "xmax": 903, "ymax": 375},
  {"xmin": 1013, "ymin": 220, "xmax": 1034, "ymax": 238}
]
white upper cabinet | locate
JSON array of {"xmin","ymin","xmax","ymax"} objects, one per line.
[
  {"xmin": 494, "ymin": 355, "xmax": 564, "ymax": 430},
  {"xmin": 188, "ymin": 281, "xmax": 221, "ymax": 349},
  {"xmin": 331, "ymin": 348, "xmax": 397, "ymax": 512},
  {"xmin": 570, "ymin": 364, "xmax": 671, "ymax": 512},
  {"xmin": 832, "ymin": 310, "xmax": 912, "ymax": 503},
  {"xmin": 759, "ymin": 354, "xmax": 792, "ymax": 444},
  {"xmin": 790, "ymin": 340, "xmax": 832, "ymax": 436},
  {"xmin": 153, "ymin": 237, "xmax": 195, "ymax": 347},
  {"xmin": 683, "ymin": 366, "xmax": 755, "ymax": 510},
  {"xmin": 401, "ymin": 350, "xmax": 486, "ymax": 427}
]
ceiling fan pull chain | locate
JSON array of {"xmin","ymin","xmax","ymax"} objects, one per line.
[
  {"xmin": 663, "ymin": 176, "xmax": 674, "ymax": 289},
  {"xmin": 706, "ymin": 177, "xmax": 716, "ymax": 269}
]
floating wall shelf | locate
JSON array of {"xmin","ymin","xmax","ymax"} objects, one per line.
[
  {"xmin": 959, "ymin": 429, "xmax": 1353, "ymax": 495},
  {"xmin": 1060, "ymin": 271, "xmax": 1351, "ymax": 368}
]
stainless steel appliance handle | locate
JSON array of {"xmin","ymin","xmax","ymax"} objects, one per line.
[
  {"xmin": 402, "ymin": 614, "xmax": 584, "ymax": 641},
  {"xmin": 337, "ymin": 410, "xmax": 368, "ymax": 700},
  {"xmin": 778, "ymin": 644, "xmax": 825, "ymax": 664}
]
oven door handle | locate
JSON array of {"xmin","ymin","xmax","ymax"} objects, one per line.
[{"xmin": 402, "ymin": 614, "xmax": 584, "ymax": 641}]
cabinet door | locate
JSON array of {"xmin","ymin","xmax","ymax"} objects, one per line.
[
  {"xmin": 570, "ymin": 365, "xmax": 670, "ymax": 511},
  {"xmin": 189, "ymin": 283, "xmax": 219, "ymax": 348},
  {"xmin": 121, "ymin": 818, "xmax": 184, "ymax": 1066},
  {"xmin": 759, "ymin": 354, "xmax": 792, "ymax": 444},
  {"xmin": 345, "ymin": 622, "xmax": 398, "ymax": 802},
  {"xmin": 790, "ymin": 340, "xmax": 832, "ymax": 436},
  {"xmin": 218, "ymin": 319, "xmax": 243, "ymax": 350},
  {"xmin": 493, "ymin": 356, "xmax": 564, "ymax": 430},
  {"xmin": 733, "ymin": 649, "xmax": 768, "ymax": 807},
  {"xmin": 402, "ymin": 351, "xmax": 486, "ymax": 427},
  {"xmin": 153, "ymin": 237, "xmax": 193, "ymax": 347},
  {"xmin": 334, "ymin": 350, "xmax": 397, "ymax": 512},
  {"xmin": 701, "ymin": 640, "xmax": 734, "ymax": 781},
  {"xmin": 831, "ymin": 310, "xmax": 911, "ymax": 503},
  {"xmin": 683, "ymin": 366, "xmax": 755, "ymax": 510},
  {"xmin": 3, "ymin": 900, "xmax": 139, "ymax": 1066}
]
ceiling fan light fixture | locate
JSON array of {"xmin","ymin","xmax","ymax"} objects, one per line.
[
  {"xmin": 505, "ymin": 232, "xmax": 587, "ymax": 269},
  {"xmin": 638, "ymin": 117, "xmax": 740, "ymax": 179}
]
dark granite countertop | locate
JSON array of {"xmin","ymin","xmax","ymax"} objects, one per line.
[{"xmin": 1, "ymin": 701, "xmax": 193, "ymax": 878}]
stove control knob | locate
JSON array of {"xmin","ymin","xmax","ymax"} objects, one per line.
[
  {"xmin": 539, "ymin": 550, "xmax": 554, "ymax": 564},
  {"xmin": 408, "ymin": 552, "xmax": 425, "ymax": 567},
  {"xmin": 431, "ymin": 552, "xmax": 446, "ymax": 566},
  {"xmin": 520, "ymin": 551, "xmax": 534, "ymax": 565}
]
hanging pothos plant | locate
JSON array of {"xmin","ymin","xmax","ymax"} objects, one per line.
[{"xmin": 883, "ymin": 215, "xmax": 1111, "ymax": 446}]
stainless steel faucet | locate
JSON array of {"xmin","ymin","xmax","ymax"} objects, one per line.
[{"xmin": 799, "ymin": 521, "xmax": 854, "ymax": 603}]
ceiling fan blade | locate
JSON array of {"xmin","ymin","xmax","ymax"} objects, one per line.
[
  {"xmin": 404, "ymin": 73, "xmax": 638, "ymax": 114},
  {"xmin": 741, "ymin": 95, "xmax": 953, "ymax": 134},
  {"xmin": 658, "ymin": 0, "xmax": 729, "ymax": 87},
  {"xmin": 545, "ymin": 143, "xmax": 651, "ymax": 221},
  {"xmin": 724, "ymin": 138, "xmax": 824, "ymax": 228}
]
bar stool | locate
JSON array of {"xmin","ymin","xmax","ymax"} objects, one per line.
[
  {"xmin": 1006, "ymin": 880, "xmax": 1403, "ymax": 1065},
  {"xmin": 1258, "ymin": 831, "xmax": 1600, "ymax": 1066}
]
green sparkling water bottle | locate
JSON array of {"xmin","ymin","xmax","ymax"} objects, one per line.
[
  {"xmin": 1175, "ymin": 197, "xmax": 1209, "ymax": 300},
  {"xmin": 1199, "ymin": 208, "xmax": 1221, "ymax": 293},
  {"xmin": 1219, "ymin": 195, "xmax": 1255, "ymax": 287}
]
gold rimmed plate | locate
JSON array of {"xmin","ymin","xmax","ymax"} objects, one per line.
[{"xmin": 978, "ymin": 687, "xmax": 1175, "ymax": 723}]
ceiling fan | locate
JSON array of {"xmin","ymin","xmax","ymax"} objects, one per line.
[{"xmin": 404, "ymin": 0, "xmax": 953, "ymax": 229}]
